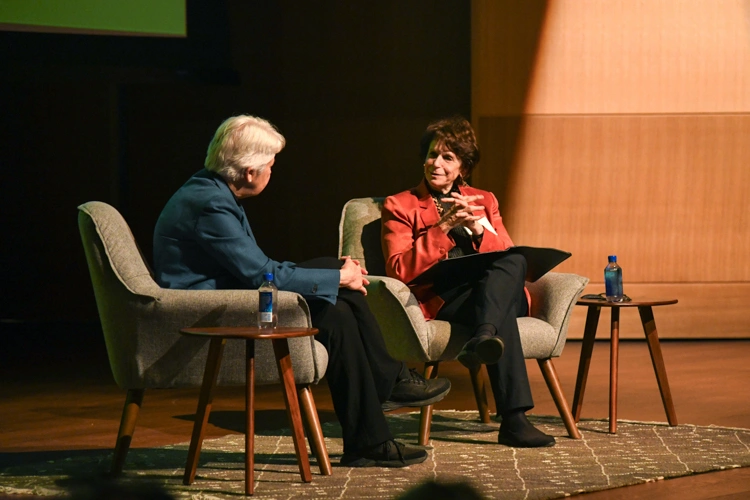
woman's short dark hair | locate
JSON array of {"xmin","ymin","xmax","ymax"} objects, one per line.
[{"xmin": 419, "ymin": 116, "xmax": 480, "ymax": 180}]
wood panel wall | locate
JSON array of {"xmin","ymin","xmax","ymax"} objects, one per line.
[
  {"xmin": 471, "ymin": 0, "xmax": 750, "ymax": 339},
  {"xmin": 0, "ymin": 1, "xmax": 471, "ymax": 322}
]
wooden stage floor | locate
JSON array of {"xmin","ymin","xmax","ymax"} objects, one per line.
[{"xmin": 1, "ymin": 333, "xmax": 749, "ymax": 499}]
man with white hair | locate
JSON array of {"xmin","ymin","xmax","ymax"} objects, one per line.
[{"xmin": 153, "ymin": 115, "xmax": 451, "ymax": 467}]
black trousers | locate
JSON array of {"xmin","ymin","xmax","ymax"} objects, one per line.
[
  {"xmin": 435, "ymin": 253, "xmax": 534, "ymax": 414},
  {"xmin": 300, "ymin": 258, "xmax": 404, "ymax": 453}
]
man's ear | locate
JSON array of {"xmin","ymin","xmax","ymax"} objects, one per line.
[{"xmin": 243, "ymin": 167, "xmax": 254, "ymax": 184}]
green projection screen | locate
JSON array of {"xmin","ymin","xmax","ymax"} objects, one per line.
[{"xmin": 0, "ymin": 0, "xmax": 186, "ymax": 37}]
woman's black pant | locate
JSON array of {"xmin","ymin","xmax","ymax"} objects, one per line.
[
  {"xmin": 300, "ymin": 258, "xmax": 404, "ymax": 453},
  {"xmin": 434, "ymin": 253, "xmax": 534, "ymax": 415}
]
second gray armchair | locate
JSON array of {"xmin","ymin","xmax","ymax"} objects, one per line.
[{"xmin": 338, "ymin": 197, "xmax": 587, "ymax": 445}]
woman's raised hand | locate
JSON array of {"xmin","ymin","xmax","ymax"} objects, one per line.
[
  {"xmin": 339, "ymin": 256, "xmax": 369, "ymax": 295},
  {"xmin": 437, "ymin": 193, "xmax": 485, "ymax": 235}
]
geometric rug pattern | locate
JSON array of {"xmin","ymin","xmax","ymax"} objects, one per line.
[{"xmin": 2, "ymin": 410, "xmax": 749, "ymax": 499}]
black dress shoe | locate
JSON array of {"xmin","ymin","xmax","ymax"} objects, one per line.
[
  {"xmin": 340, "ymin": 440, "xmax": 428, "ymax": 467},
  {"xmin": 498, "ymin": 427, "xmax": 555, "ymax": 447},
  {"xmin": 497, "ymin": 412, "xmax": 556, "ymax": 448},
  {"xmin": 457, "ymin": 341, "xmax": 480, "ymax": 369},
  {"xmin": 381, "ymin": 368, "xmax": 451, "ymax": 412},
  {"xmin": 475, "ymin": 336, "xmax": 504, "ymax": 364},
  {"xmin": 457, "ymin": 335, "xmax": 504, "ymax": 369}
]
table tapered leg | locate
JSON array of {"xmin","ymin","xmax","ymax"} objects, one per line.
[
  {"xmin": 572, "ymin": 306, "xmax": 601, "ymax": 422},
  {"xmin": 272, "ymin": 339, "xmax": 312, "ymax": 483},
  {"xmin": 245, "ymin": 339, "xmax": 256, "ymax": 495},
  {"xmin": 609, "ymin": 307, "xmax": 620, "ymax": 433},
  {"xmin": 184, "ymin": 338, "xmax": 226, "ymax": 485},
  {"xmin": 638, "ymin": 306, "xmax": 678, "ymax": 426}
]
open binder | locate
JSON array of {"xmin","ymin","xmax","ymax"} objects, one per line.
[{"xmin": 407, "ymin": 246, "xmax": 572, "ymax": 285}]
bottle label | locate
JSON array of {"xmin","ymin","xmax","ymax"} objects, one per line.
[
  {"xmin": 259, "ymin": 291, "xmax": 273, "ymax": 323},
  {"xmin": 604, "ymin": 269, "xmax": 623, "ymax": 300}
]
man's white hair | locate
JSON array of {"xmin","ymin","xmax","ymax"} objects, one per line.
[{"xmin": 205, "ymin": 115, "xmax": 286, "ymax": 181}]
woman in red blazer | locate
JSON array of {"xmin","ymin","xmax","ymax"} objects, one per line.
[{"xmin": 381, "ymin": 116, "xmax": 554, "ymax": 448}]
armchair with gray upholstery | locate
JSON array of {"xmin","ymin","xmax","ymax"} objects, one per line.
[
  {"xmin": 338, "ymin": 197, "xmax": 587, "ymax": 445},
  {"xmin": 78, "ymin": 201, "xmax": 330, "ymax": 474}
]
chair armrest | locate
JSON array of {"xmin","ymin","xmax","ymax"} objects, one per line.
[
  {"xmin": 109, "ymin": 288, "xmax": 325, "ymax": 388},
  {"xmin": 363, "ymin": 276, "xmax": 432, "ymax": 362},
  {"xmin": 526, "ymin": 272, "xmax": 589, "ymax": 356},
  {"xmin": 156, "ymin": 288, "xmax": 312, "ymax": 329}
]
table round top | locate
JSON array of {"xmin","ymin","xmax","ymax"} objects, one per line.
[
  {"xmin": 180, "ymin": 326, "xmax": 319, "ymax": 340},
  {"xmin": 576, "ymin": 297, "xmax": 678, "ymax": 308}
]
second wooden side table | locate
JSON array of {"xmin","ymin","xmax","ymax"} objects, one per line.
[{"xmin": 572, "ymin": 297, "xmax": 679, "ymax": 433}]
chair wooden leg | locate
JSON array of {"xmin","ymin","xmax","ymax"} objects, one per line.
[
  {"xmin": 468, "ymin": 364, "xmax": 490, "ymax": 424},
  {"xmin": 111, "ymin": 388, "xmax": 145, "ymax": 475},
  {"xmin": 418, "ymin": 362, "xmax": 439, "ymax": 446},
  {"xmin": 538, "ymin": 358, "xmax": 581, "ymax": 439},
  {"xmin": 298, "ymin": 386, "xmax": 317, "ymax": 462},
  {"xmin": 298, "ymin": 385, "xmax": 332, "ymax": 476}
]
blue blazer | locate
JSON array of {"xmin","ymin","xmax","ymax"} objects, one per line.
[{"xmin": 153, "ymin": 169, "xmax": 339, "ymax": 304}]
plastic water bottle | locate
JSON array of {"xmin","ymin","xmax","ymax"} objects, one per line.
[
  {"xmin": 257, "ymin": 272, "xmax": 278, "ymax": 328},
  {"xmin": 604, "ymin": 256, "xmax": 624, "ymax": 302}
]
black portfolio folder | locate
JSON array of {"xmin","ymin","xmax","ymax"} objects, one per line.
[{"xmin": 407, "ymin": 246, "xmax": 572, "ymax": 285}]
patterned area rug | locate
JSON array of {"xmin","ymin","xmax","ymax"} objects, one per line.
[{"xmin": 2, "ymin": 411, "xmax": 749, "ymax": 499}]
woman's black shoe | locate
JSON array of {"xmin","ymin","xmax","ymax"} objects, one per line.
[
  {"xmin": 456, "ymin": 340, "xmax": 480, "ymax": 369},
  {"xmin": 474, "ymin": 336, "xmax": 504, "ymax": 364},
  {"xmin": 497, "ymin": 427, "xmax": 555, "ymax": 448},
  {"xmin": 457, "ymin": 334, "xmax": 504, "ymax": 369},
  {"xmin": 497, "ymin": 411, "xmax": 555, "ymax": 447},
  {"xmin": 340, "ymin": 440, "xmax": 428, "ymax": 467},
  {"xmin": 381, "ymin": 368, "xmax": 451, "ymax": 411}
]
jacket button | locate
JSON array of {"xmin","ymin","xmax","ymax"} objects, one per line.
[{"xmin": 312, "ymin": 284, "xmax": 318, "ymax": 293}]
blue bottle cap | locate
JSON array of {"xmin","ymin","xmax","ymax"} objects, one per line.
[
  {"xmin": 264, "ymin": 273, "xmax": 274, "ymax": 281},
  {"xmin": 608, "ymin": 255, "xmax": 617, "ymax": 262}
]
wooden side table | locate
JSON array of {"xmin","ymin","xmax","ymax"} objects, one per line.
[
  {"xmin": 180, "ymin": 326, "xmax": 330, "ymax": 495},
  {"xmin": 572, "ymin": 298, "xmax": 678, "ymax": 433}
]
